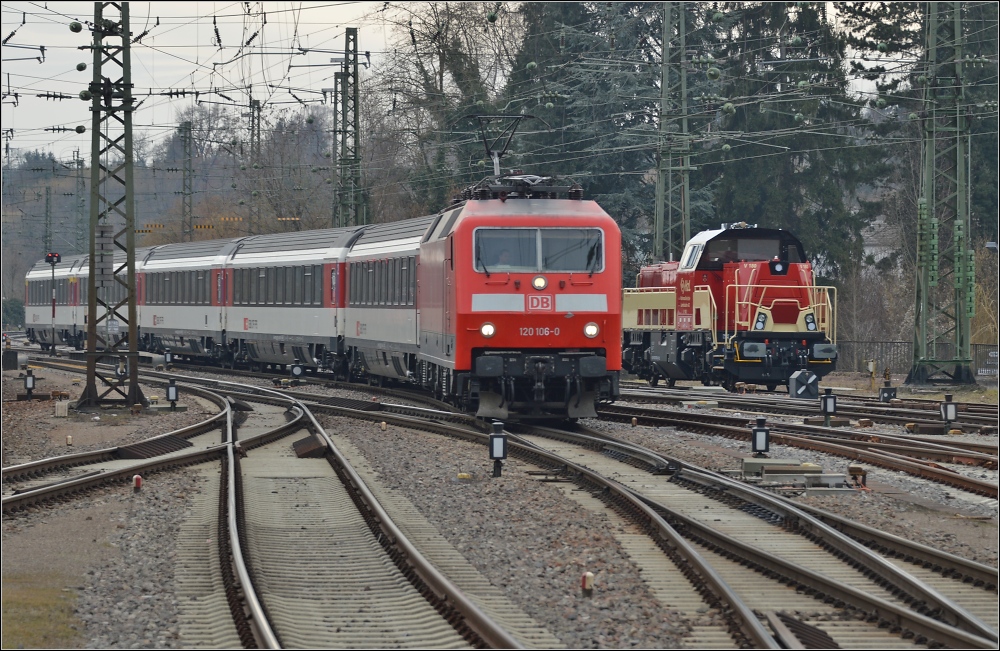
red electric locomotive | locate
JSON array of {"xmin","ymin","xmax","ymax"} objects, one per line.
[
  {"xmin": 419, "ymin": 174, "xmax": 622, "ymax": 419},
  {"xmin": 622, "ymin": 223, "xmax": 837, "ymax": 391}
]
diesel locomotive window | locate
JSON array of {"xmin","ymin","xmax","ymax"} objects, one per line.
[{"xmin": 474, "ymin": 228, "xmax": 603, "ymax": 272}]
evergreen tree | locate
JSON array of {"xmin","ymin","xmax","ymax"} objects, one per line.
[{"xmin": 692, "ymin": 2, "xmax": 889, "ymax": 278}]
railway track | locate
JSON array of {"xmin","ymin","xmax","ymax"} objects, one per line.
[
  {"xmin": 7, "ymin": 358, "xmax": 997, "ymax": 647},
  {"xmin": 620, "ymin": 386, "xmax": 999, "ymax": 433},
  {"xmin": 505, "ymin": 422, "xmax": 998, "ymax": 648},
  {"xmin": 3, "ymin": 364, "xmax": 529, "ymax": 648},
  {"xmin": 597, "ymin": 403, "xmax": 999, "ymax": 499}
]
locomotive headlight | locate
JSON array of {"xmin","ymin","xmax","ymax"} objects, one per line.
[
  {"xmin": 480, "ymin": 322, "xmax": 496, "ymax": 338},
  {"xmin": 754, "ymin": 313, "xmax": 767, "ymax": 330},
  {"xmin": 804, "ymin": 313, "xmax": 817, "ymax": 331},
  {"xmin": 584, "ymin": 322, "xmax": 599, "ymax": 338},
  {"xmin": 531, "ymin": 275, "xmax": 548, "ymax": 290}
]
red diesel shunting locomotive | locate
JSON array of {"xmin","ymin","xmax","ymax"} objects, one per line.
[{"xmin": 622, "ymin": 223, "xmax": 837, "ymax": 391}]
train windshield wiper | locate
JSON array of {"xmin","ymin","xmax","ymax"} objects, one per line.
[
  {"xmin": 586, "ymin": 240, "xmax": 600, "ymax": 277},
  {"xmin": 477, "ymin": 243, "xmax": 490, "ymax": 277}
]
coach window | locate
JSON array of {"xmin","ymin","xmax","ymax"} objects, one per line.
[
  {"xmin": 313, "ymin": 265, "xmax": 323, "ymax": 305},
  {"xmin": 389, "ymin": 259, "xmax": 397, "ymax": 305},
  {"xmin": 355, "ymin": 262, "xmax": 362, "ymax": 306},
  {"xmin": 361, "ymin": 262, "xmax": 369, "ymax": 305},
  {"xmin": 303, "ymin": 266, "xmax": 313, "ymax": 305},
  {"xmin": 164, "ymin": 273, "xmax": 172, "ymax": 304},
  {"xmin": 348, "ymin": 263, "xmax": 356, "ymax": 306},
  {"xmin": 291, "ymin": 266, "xmax": 301, "ymax": 304},
  {"xmin": 274, "ymin": 267, "xmax": 285, "ymax": 304},
  {"xmin": 264, "ymin": 267, "xmax": 273, "ymax": 305},
  {"xmin": 377, "ymin": 261, "xmax": 384, "ymax": 305},
  {"xmin": 378, "ymin": 260, "xmax": 389, "ymax": 305},
  {"xmin": 284, "ymin": 266, "xmax": 294, "ymax": 304}
]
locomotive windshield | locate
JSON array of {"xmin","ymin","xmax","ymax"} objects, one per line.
[
  {"xmin": 475, "ymin": 228, "xmax": 603, "ymax": 273},
  {"xmin": 681, "ymin": 233, "xmax": 805, "ymax": 270}
]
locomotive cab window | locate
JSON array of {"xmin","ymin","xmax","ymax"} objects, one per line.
[
  {"xmin": 679, "ymin": 243, "xmax": 703, "ymax": 270},
  {"xmin": 474, "ymin": 228, "xmax": 604, "ymax": 273}
]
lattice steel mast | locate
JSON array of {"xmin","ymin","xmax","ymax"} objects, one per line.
[
  {"xmin": 335, "ymin": 27, "xmax": 366, "ymax": 227},
  {"xmin": 653, "ymin": 1, "xmax": 692, "ymax": 262},
  {"xmin": 906, "ymin": 1, "xmax": 976, "ymax": 385},
  {"xmin": 78, "ymin": 1, "xmax": 145, "ymax": 408}
]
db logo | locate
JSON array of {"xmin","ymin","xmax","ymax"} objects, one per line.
[{"xmin": 527, "ymin": 295, "xmax": 553, "ymax": 311}]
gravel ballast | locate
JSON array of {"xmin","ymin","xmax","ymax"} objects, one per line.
[{"xmin": 3, "ymin": 366, "xmax": 996, "ymax": 648}]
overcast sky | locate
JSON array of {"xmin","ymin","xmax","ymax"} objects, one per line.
[{"xmin": 1, "ymin": 2, "xmax": 391, "ymax": 162}]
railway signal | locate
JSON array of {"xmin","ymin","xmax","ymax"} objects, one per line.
[
  {"xmin": 489, "ymin": 421, "xmax": 507, "ymax": 478},
  {"xmin": 820, "ymin": 388, "xmax": 837, "ymax": 427},
  {"xmin": 751, "ymin": 417, "xmax": 769, "ymax": 457},
  {"xmin": 46, "ymin": 252, "xmax": 60, "ymax": 356},
  {"xmin": 23, "ymin": 369, "xmax": 35, "ymax": 397},
  {"xmin": 166, "ymin": 379, "xmax": 179, "ymax": 411},
  {"xmin": 940, "ymin": 394, "xmax": 957, "ymax": 432}
]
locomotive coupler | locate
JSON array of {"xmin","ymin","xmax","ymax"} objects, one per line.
[{"xmin": 530, "ymin": 357, "xmax": 552, "ymax": 402}]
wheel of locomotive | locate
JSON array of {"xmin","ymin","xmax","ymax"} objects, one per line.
[
  {"xmin": 647, "ymin": 375, "xmax": 659, "ymax": 388},
  {"xmin": 666, "ymin": 377, "xmax": 676, "ymax": 389},
  {"xmin": 766, "ymin": 383, "xmax": 778, "ymax": 392},
  {"xmin": 250, "ymin": 362, "xmax": 262, "ymax": 373}
]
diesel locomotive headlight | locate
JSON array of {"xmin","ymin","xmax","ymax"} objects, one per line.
[
  {"xmin": 480, "ymin": 323, "xmax": 496, "ymax": 338},
  {"xmin": 804, "ymin": 313, "xmax": 817, "ymax": 331},
  {"xmin": 754, "ymin": 313, "xmax": 767, "ymax": 330},
  {"xmin": 584, "ymin": 322, "xmax": 599, "ymax": 338},
  {"xmin": 531, "ymin": 275, "xmax": 548, "ymax": 290}
]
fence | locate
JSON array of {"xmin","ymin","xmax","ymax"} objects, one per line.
[{"xmin": 836, "ymin": 341, "xmax": 999, "ymax": 377}]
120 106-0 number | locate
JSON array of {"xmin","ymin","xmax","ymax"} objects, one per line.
[{"xmin": 520, "ymin": 327, "xmax": 559, "ymax": 337}]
